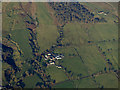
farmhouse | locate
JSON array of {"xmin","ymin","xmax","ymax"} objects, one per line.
[
  {"xmin": 56, "ymin": 65, "xmax": 62, "ymax": 69},
  {"xmin": 44, "ymin": 57, "xmax": 47, "ymax": 60},
  {"xmin": 48, "ymin": 53, "xmax": 51, "ymax": 56},
  {"xmin": 55, "ymin": 56, "xmax": 62, "ymax": 60},
  {"xmin": 98, "ymin": 11, "xmax": 104, "ymax": 14},
  {"xmin": 50, "ymin": 62, "xmax": 55, "ymax": 65},
  {"xmin": 98, "ymin": 11, "xmax": 107, "ymax": 16}
]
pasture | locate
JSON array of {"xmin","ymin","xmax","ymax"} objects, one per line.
[
  {"xmin": 46, "ymin": 65, "xmax": 68, "ymax": 83},
  {"xmin": 95, "ymin": 72, "xmax": 118, "ymax": 88},
  {"xmin": 35, "ymin": 3, "xmax": 59, "ymax": 53},
  {"xmin": 23, "ymin": 74, "xmax": 43, "ymax": 88},
  {"xmin": 10, "ymin": 29, "xmax": 33, "ymax": 60},
  {"xmin": 53, "ymin": 80, "xmax": 74, "ymax": 88},
  {"xmin": 73, "ymin": 77, "xmax": 97, "ymax": 88}
]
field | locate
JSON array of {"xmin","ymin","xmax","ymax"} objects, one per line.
[
  {"xmin": 37, "ymin": 24, "xmax": 58, "ymax": 53},
  {"xmin": 10, "ymin": 29, "xmax": 33, "ymax": 60},
  {"xmin": 46, "ymin": 65, "xmax": 68, "ymax": 83},
  {"xmin": 2, "ymin": 3, "xmax": 26, "ymax": 36},
  {"xmin": 53, "ymin": 80, "xmax": 74, "ymax": 88},
  {"xmin": 54, "ymin": 22, "xmax": 109, "ymax": 75},
  {"xmin": 51, "ymin": 2, "xmax": 118, "ymax": 86},
  {"xmin": 95, "ymin": 72, "xmax": 118, "ymax": 88},
  {"xmin": 53, "ymin": 77, "xmax": 98, "ymax": 88},
  {"xmin": 35, "ymin": 3, "xmax": 59, "ymax": 53},
  {"xmin": 23, "ymin": 74, "xmax": 43, "ymax": 88}
]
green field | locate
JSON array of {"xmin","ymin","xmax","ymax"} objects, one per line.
[
  {"xmin": 53, "ymin": 77, "xmax": 98, "ymax": 88},
  {"xmin": 55, "ymin": 22, "xmax": 108, "ymax": 75},
  {"xmin": 46, "ymin": 65, "xmax": 68, "ymax": 83},
  {"xmin": 53, "ymin": 80, "xmax": 74, "ymax": 88},
  {"xmin": 53, "ymin": 19, "xmax": 118, "ymax": 87},
  {"xmin": 23, "ymin": 74, "xmax": 43, "ymax": 88},
  {"xmin": 37, "ymin": 24, "xmax": 58, "ymax": 52},
  {"xmin": 11, "ymin": 29, "xmax": 33, "ymax": 60},
  {"xmin": 88, "ymin": 24, "xmax": 118, "ymax": 41},
  {"xmin": 95, "ymin": 72, "xmax": 118, "ymax": 88},
  {"xmin": 35, "ymin": 3, "xmax": 59, "ymax": 53},
  {"xmin": 2, "ymin": 3, "xmax": 26, "ymax": 36},
  {"xmin": 73, "ymin": 77, "xmax": 97, "ymax": 88}
]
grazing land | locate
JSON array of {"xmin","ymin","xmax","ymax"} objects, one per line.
[{"xmin": 2, "ymin": 2, "xmax": 119, "ymax": 89}]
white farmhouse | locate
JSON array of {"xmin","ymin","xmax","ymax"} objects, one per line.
[{"xmin": 50, "ymin": 62, "xmax": 55, "ymax": 65}]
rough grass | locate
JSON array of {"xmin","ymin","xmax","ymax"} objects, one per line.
[
  {"xmin": 10, "ymin": 29, "xmax": 33, "ymax": 60},
  {"xmin": 23, "ymin": 74, "xmax": 42, "ymax": 88},
  {"xmin": 63, "ymin": 22, "xmax": 90, "ymax": 46},
  {"xmin": 88, "ymin": 23, "xmax": 118, "ymax": 41},
  {"xmin": 53, "ymin": 80, "xmax": 74, "ymax": 88},
  {"xmin": 46, "ymin": 65, "xmax": 68, "ymax": 83},
  {"xmin": 35, "ymin": 3, "xmax": 54, "ymax": 25},
  {"xmin": 73, "ymin": 77, "xmax": 97, "ymax": 88},
  {"xmin": 36, "ymin": 24, "xmax": 58, "ymax": 53},
  {"xmin": 95, "ymin": 72, "xmax": 118, "ymax": 88},
  {"xmin": 62, "ymin": 56, "xmax": 89, "ymax": 76},
  {"xmin": 56, "ymin": 22, "xmax": 108, "ymax": 75},
  {"xmin": 53, "ymin": 77, "xmax": 97, "ymax": 88},
  {"xmin": 81, "ymin": 2, "xmax": 116, "ymax": 14},
  {"xmin": 2, "ymin": 2, "xmax": 26, "ymax": 36},
  {"xmin": 98, "ymin": 41, "xmax": 118, "ymax": 70},
  {"xmin": 54, "ymin": 20, "xmax": 118, "ymax": 87},
  {"xmin": 35, "ymin": 3, "xmax": 58, "ymax": 53},
  {"xmin": 81, "ymin": 2, "xmax": 118, "ymax": 24}
]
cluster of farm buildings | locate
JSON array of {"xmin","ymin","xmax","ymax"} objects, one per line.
[{"xmin": 44, "ymin": 53, "xmax": 64, "ymax": 68}]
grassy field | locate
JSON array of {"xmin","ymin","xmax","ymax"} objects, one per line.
[
  {"xmin": 35, "ymin": 3, "xmax": 59, "ymax": 53},
  {"xmin": 81, "ymin": 2, "xmax": 117, "ymax": 15},
  {"xmin": 37, "ymin": 24, "xmax": 58, "ymax": 52},
  {"xmin": 63, "ymin": 22, "xmax": 90, "ymax": 46},
  {"xmin": 2, "ymin": 3, "xmax": 26, "ymax": 37},
  {"xmin": 2, "ymin": 2, "xmax": 32, "ymax": 60},
  {"xmin": 35, "ymin": 3, "xmax": 54, "ymax": 25},
  {"xmin": 53, "ymin": 19, "xmax": 118, "ymax": 87},
  {"xmin": 61, "ymin": 55, "xmax": 89, "ymax": 76},
  {"xmin": 81, "ymin": 2, "xmax": 118, "ymax": 24},
  {"xmin": 53, "ymin": 77, "xmax": 98, "ymax": 88},
  {"xmin": 73, "ymin": 77, "xmax": 97, "ymax": 88},
  {"xmin": 23, "ymin": 74, "xmax": 43, "ymax": 88},
  {"xmin": 10, "ymin": 29, "xmax": 33, "ymax": 60},
  {"xmin": 95, "ymin": 72, "xmax": 118, "ymax": 88},
  {"xmin": 53, "ymin": 80, "xmax": 74, "ymax": 88},
  {"xmin": 88, "ymin": 24, "xmax": 118, "ymax": 41},
  {"xmin": 55, "ymin": 22, "xmax": 108, "ymax": 75},
  {"xmin": 97, "ymin": 41, "xmax": 118, "ymax": 70},
  {"xmin": 46, "ymin": 65, "xmax": 68, "ymax": 83}
]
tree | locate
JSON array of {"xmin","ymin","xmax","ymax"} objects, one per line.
[
  {"xmin": 42, "ymin": 62, "xmax": 47, "ymax": 67},
  {"xmin": 53, "ymin": 80, "xmax": 56, "ymax": 83},
  {"xmin": 102, "ymin": 52, "xmax": 105, "ymax": 55},
  {"xmin": 101, "ymin": 85, "xmax": 104, "ymax": 89},
  {"xmin": 36, "ymin": 82, "xmax": 43, "ymax": 87},
  {"xmin": 104, "ymin": 67, "xmax": 107, "ymax": 72},
  {"xmin": 77, "ymin": 74, "xmax": 82, "ymax": 77}
]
